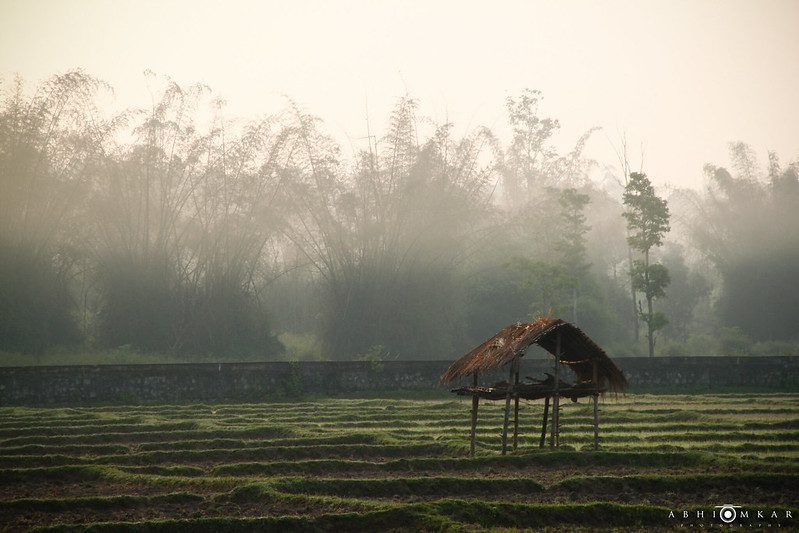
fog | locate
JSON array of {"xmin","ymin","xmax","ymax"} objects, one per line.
[{"xmin": 1, "ymin": 1, "xmax": 797, "ymax": 362}]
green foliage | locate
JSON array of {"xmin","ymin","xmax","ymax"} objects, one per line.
[
  {"xmin": 1, "ymin": 71, "xmax": 795, "ymax": 361},
  {"xmin": 750, "ymin": 340, "xmax": 799, "ymax": 356},
  {"xmin": 502, "ymin": 89, "xmax": 561, "ymax": 202},
  {"xmin": 97, "ymin": 256, "xmax": 180, "ymax": 353},
  {"xmin": 278, "ymin": 97, "xmax": 495, "ymax": 360},
  {"xmin": 689, "ymin": 147, "xmax": 799, "ymax": 341},
  {"xmin": 0, "ymin": 72, "xmax": 105, "ymax": 354},
  {"xmin": 279, "ymin": 332, "xmax": 323, "ymax": 361},
  {"xmin": 630, "ymin": 261, "xmax": 670, "ymax": 300},
  {"xmin": 508, "ymin": 257, "xmax": 574, "ymax": 316},
  {"xmin": 659, "ymin": 245, "xmax": 712, "ymax": 343},
  {"xmin": 355, "ymin": 345, "xmax": 391, "ymax": 374},
  {"xmin": 556, "ymin": 187, "xmax": 591, "ymax": 275},
  {"xmin": 97, "ymin": 255, "xmax": 283, "ymax": 359},
  {"xmin": 93, "ymin": 80, "xmax": 284, "ymax": 359},
  {"xmin": 718, "ymin": 251, "xmax": 799, "ymax": 341},
  {"xmin": 0, "ymin": 247, "xmax": 81, "ymax": 353},
  {"xmin": 719, "ymin": 326, "xmax": 754, "ymax": 356},
  {"xmin": 640, "ymin": 311, "xmax": 668, "ymax": 333},
  {"xmin": 623, "ymin": 172, "xmax": 671, "ymax": 356},
  {"xmin": 505, "ymin": 186, "xmax": 594, "ymax": 323},
  {"xmin": 623, "ymin": 172, "xmax": 671, "ymax": 252}
]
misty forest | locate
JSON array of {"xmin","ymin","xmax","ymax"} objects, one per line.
[{"xmin": 1, "ymin": 71, "xmax": 798, "ymax": 364}]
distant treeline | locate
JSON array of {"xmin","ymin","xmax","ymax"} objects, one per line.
[{"xmin": 1, "ymin": 71, "xmax": 797, "ymax": 361}]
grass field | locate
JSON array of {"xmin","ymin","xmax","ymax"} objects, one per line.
[{"xmin": 1, "ymin": 393, "xmax": 797, "ymax": 531}]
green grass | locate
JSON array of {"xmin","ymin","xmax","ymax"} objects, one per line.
[
  {"xmin": 0, "ymin": 492, "xmax": 204, "ymax": 512},
  {"xmin": 32, "ymin": 502, "xmax": 726, "ymax": 532},
  {"xmin": 269, "ymin": 476, "xmax": 547, "ymax": 497},
  {"xmin": 1, "ymin": 393, "xmax": 797, "ymax": 531},
  {"xmin": 0, "ymin": 424, "xmax": 293, "ymax": 446},
  {"xmin": 555, "ymin": 472, "xmax": 797, "ymax": 493}
]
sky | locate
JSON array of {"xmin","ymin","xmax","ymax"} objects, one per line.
[{"xmin": 1, "ymin": 0, "xmax": 797, "ymax": 190}]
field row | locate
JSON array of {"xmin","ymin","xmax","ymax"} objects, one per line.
[{"xmin": 1, "ymin": 394, "xmax": 797, "ymax": 531}]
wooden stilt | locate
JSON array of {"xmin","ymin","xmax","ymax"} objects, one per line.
[
  {"xmin": 550, "ymin": 331, "xmax": 562, "ymax": 447},
  {"xmin": 470, "ymin": 372, "xmax": 479, "ymax": 456},
  {"xmin": 593, "ymin": 393, "xmax": 599, "ymax": 450},
  {"xmin": 501, "ymin": 355, "xmax": 517, "ymax": 455},
  {"xmin": 592, "ymin": 360, "xmax": 599, "ymax": 450},
  {"xmin": 512, "ymin": 368, "xmax": 520, "ymax": 450},
  {"xmin": 539, "ymin": 395, "xmax": 550, "ymax": 448}
]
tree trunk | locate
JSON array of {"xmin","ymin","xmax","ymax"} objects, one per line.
[
  {"xmin": 645, "ymin": 249, "xmax": 654, "ymax": 357},
  {"xmin": 627, "ymin": 240, "xmax": 639, "ymax": 342}
]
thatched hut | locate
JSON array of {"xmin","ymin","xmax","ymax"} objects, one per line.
[{"xmin": 440, "ymin": 317, "xmax": 628, "ymax": 454}]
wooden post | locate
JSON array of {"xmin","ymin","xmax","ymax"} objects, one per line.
[
  {"xmin": 501, "ymin": 355, "xmax": 517, "ymax": 455},
  {"xmin": 593, "ymin": 393, "xmax": 599, "ymax": 450},
  {"xmin": 470, "ymin": 371, "xmax": 479, "ymax": 456},
  {"xmin": 512, "ymin": 367, "xmax": 520, "ymax": 450},
  {"xmin": 592, "ymin": 360, "xmax": 599, "ymax": 450},
  {"xmin": 539, "ymin": 395, "xmax": 550, "ymax": 448},
  {"xmin": 550, "ymin": 331, "xmax": 561, "ymax": 447}
]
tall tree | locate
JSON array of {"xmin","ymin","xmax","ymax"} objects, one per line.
[
  {"xmin": 278, "ymin": 97, "xmax": 496, "ymax": 359},
  {"xmin": 659, "ymin": 244, "xmax": 711, "ymax": 343},
  {"xmin": 688, "ymin": 145, "xmax": 799, "ymax": 341},
  {"xmin": 623, "ymin": 172, "xmax": 670, "ymax": 357},
  {"xmin": 92, "ymin": 77, "xmax": 283, "ymax": 358},
  {"xmin": 501, "ymin": 89, "xmax": 560, "ymax": 206},
  {"xmin": 556, "ymin": 188, "xmax": 591, "ymax": 322},
  {"xmin": 0, "ymin": 72, "xmax": 108, "ymax": 353},
  {"xmin": 608, "ymin": 133, "xmax": 642, "ymax": 342},
  {"xmin": 506, "ymin": 187, "xmax": 591, "ymax": 324}
]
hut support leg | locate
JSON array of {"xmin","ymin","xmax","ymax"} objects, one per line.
[
  {"xmin": 550, "ymin": 331, "xmax": 561, "ymax": 448},
  {"xmin": 592, "ymin": 360, "xmax": 599, "ymax": 450},
  {"xmin": 550, "ymin": 395, "xmax": 559, "ymax": 447},
  {"xmin": 593, "ymin": 393, "xmax": 599, "ymax": 450},
  {"xmin": 470, "ymin": 372, "xmax": 479, "ymax": 457},
  {"xmin": 539, "ymin": 395, "xmax": 550, "ymax": 448},
  {"xmin": 512, "ymin": 369, "xmax": 520, "ymax": 450},
  {"xmin": 501, "ymin": 356, "xmax": 517, "ymax": 455}
]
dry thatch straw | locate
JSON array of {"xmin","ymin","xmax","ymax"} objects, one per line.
[{"xmin": 440, "ymin": 317, "xmax": 628, "ymax": 393}]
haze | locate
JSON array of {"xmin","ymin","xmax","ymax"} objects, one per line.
[
  {"xmin": 1, "ymin": 0, "xmax": 798, "ymax": 364},
  {"xmin": 2, "ymin": 0, "xmax": 797, "ymax": 189},
  {"xmin": 2, "ymin": 6, "xmax": 798, "ymax": 528}
]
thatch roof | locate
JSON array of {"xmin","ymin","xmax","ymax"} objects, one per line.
[{"xmin": 440, "ymin": 317, "xmax": 628, "ymax": 392}]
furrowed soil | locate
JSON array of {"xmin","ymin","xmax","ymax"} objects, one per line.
[{"xmin": 1, "ymin": 393, "xmax": 797, "ymax": 531}]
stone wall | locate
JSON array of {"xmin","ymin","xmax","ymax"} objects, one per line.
[{"xmin": 0, "ymin": 356, "xmax": 797, "ymax": 406}]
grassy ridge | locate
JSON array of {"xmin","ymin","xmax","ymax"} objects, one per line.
[
  {"xmin": 0, "ymin": 394, "xmax": 797, "ymax": 531},
  {"xmin": 33, "ymin": 502, "xmax": 735, "ymax": 532}
]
